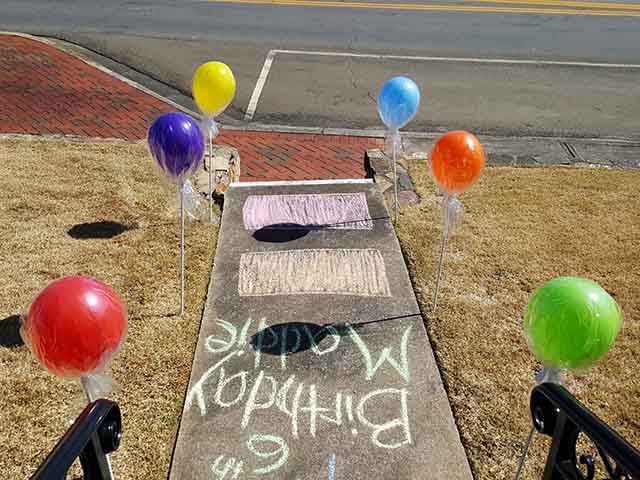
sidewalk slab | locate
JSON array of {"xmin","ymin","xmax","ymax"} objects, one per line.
[
  {"xmin": 403, "ymin": 135, "xmax": 640, "ymax": 169},
  {"xmin": 170, "ymin": 180, "xmax": 471, "ymax": 479}
]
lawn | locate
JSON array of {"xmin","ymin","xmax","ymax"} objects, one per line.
[
  {"xmin": 397, "ymin": 162, "xmax": 640, "ymax": 479},
  {"xmin": 1, "ymin": 137, "xmax": 638, "ymax": 480},
  {"xmin": 0, "ymin": 138, "xmax": 217, "ymax": 479}
]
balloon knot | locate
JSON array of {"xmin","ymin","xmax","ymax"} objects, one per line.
[
  {"xmin": 202, "ymin": 117, "xmax": 219, "ymax": 139},
  {"xmin": 386, "ymin": 129, "xmax": 402, "ymax": 152}
]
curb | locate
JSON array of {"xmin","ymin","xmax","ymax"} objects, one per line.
[
  {"xmin": 225, "ymin": 123, "xmax": 640, "ymax": 145},
  {"xmin": 0, "ymin": 133, "xmax": 144, "ymax": 145}
]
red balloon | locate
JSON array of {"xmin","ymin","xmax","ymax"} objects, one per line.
[{"xmin": 22, "ymin": 277, "xmax": 127, "ymax": 378}]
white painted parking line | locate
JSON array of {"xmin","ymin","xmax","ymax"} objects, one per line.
[
  {"xmin": 244, "ymin": 49, "xmax": 276, "ymax": 121},
  {"xmin": 273, "ymin": 48, "xmax": 640, "ymax": 68}
]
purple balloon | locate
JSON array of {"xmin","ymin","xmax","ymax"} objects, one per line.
[{"xmin": 148, "ymin": 112, "xmax": 204, "ymax": 180}]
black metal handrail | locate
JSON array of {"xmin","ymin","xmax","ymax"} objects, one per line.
[
  {"xmin": 531, "ymin": 383, "xmax": 640, "ymax": 480},
  {"xmin": 31, "ymin": 399, "xmax": 122, "ymax": 480}
]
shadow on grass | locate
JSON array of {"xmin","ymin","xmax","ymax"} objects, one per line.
[
  {"xmin": 68, "ymin": 221, "xmax": 138, "ymax": 240},
  {"xmin": 0, "ymin": 315, "xmax": 24, "ymax": 348}
]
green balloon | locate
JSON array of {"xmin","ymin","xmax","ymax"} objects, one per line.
[{"xmin": 523, "ymin": 277, "xmax": 622, "ymax": 370}]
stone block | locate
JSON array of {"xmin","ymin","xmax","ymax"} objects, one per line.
[
  {"xmin": 195, "ymin": 144, "xmax": 240, "ymax": 196},
  {"xmin": 364, "ymin": 149, "xmax": 390, "ymax": 177}
]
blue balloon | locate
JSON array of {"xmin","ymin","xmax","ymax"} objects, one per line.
[
  {"xmin": 148, "ymin": 112, "xmax": 205, "ymax": 180},
  {"xmin": 377, "ymin": 76, "xmax": 421, "ymax": 131}
]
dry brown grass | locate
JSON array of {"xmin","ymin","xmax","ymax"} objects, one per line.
[
  {"xmin": 0, "ymin": 138, "xmax": 217, "ymax": 479},
  {"xmin": 397, "ymin": 162, "xmax": 640, "ymax": 479}
]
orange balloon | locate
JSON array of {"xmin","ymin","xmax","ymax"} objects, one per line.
[{"xmin": 430, "ymin": 131, "xmax": 485, "ymax": 194}]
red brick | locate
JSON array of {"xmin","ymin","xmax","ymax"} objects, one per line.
[{"xmin": 0, "ymin": 34, "xmax": 378, "ymax": 181}]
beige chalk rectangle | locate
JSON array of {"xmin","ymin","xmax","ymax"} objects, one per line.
[{"xmin": 238, "ymin": 249, "xmax": 391, "ymax": 297}]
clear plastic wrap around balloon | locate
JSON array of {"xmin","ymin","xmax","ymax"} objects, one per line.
[
  {"xmin": 523, "ymin": 277, "xmax": 623, "ymax": 371},
  {"xmin": 181, "ymin": 178, "xmax": 208, "ymax": 222},
  {"xmin": 535, "ymin": 367, "xmax": 564, "ymax": 385},
  {"xmin": 21, "ymin": 277, "xmax": 127, "ymax": 383},
  {"xmin": 442, "ymin": 194, "xmax": 461, "ymax": 235},
  {"xmin": 385, "ymin": 129, "xmax": 402, "ymax": 157},
  {"xmin": 80, "ymin": 373, "xmax": 116, "ymax": 402},
  {"xmin": 201, "ymin": 116, "xmax": 220, "ymax": 140}
]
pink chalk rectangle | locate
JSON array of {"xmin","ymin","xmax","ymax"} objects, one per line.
[{"xmin": 242, "ymin": 193, "xmax": 373, "ymax": 231}]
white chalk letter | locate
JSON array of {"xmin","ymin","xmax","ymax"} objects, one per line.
[
  {"xmin": 242, "ymin": 371, "xmax": 277, "ymax": 429},
  {"xmin": 348, "ymin": 325, "xmax": 412, "ymax": 382},
  {"xmin": 215, "ymin": 367, "xmax": 248, "ymax": 408},
  {"xmin": 247, "ymin": 434, "xmax": 289, "ymax": 475},
  {"xmin": 206, "ymin": 320, "xmax": 238, "ymax": 354},
  {"xmin": 357, "ymin": 388, "xmax": 412, "ymax": 449}
]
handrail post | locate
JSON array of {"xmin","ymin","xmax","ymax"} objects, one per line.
[
  {"xmin": 530, "ymin": 383, "xmax": 640, "ymax": 480},
  {"xmin": 31, "ymin": 399, "xmax": 121, "ymax": 480}
]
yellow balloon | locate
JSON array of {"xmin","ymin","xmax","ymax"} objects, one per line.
[{"xmin": 192, "ymin": 61, "xmax": 236, "ymax": 117}]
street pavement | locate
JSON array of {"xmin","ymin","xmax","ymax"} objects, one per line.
[
  {"xmin": 38, "ymin": 33, "xmax": 640, "ymax": 140},
  {"xmin": 2, "ymin": 0, "xmax": 640, "ymax": 139},
  {"xmin": 3, "ymin": 0, "xmax": 640, "ymax": 61}
]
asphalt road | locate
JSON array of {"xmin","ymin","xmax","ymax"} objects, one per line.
[{"xmin": 2, "ymin": 0, "xmax": 640, "ymax": 138}]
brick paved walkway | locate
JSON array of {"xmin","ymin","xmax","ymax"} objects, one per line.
[
  {"xmin": 218, "ymin": 131, "xmax": 378, "ymax": 181},
  {"xmin": 0, "ymin": 35, "xmax": 171, "ymax": 140},
  {"xmin": 0, "ymin": 34, "xmax": 380, "ymax": 181}
]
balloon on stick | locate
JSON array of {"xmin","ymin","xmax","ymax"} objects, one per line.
[
  {"xmin": 148, "ymin": 112, "xmax": 205, "ymax": 315},
  {"xmin": 21, "ymin": 276, "xmax": 128, "ymax": 398},
  {"xmin": 21, "ymin": 276, "xmax": 127, "ymax": 480},
  {"xmin": 514, "ymin": 276, "xmax": 623, "ymax": 480},
  {"xmin": 377, "ymin": 76, "xmax": 420, "ymax": 222},
  {"xmin": 430, "ymin": 131, "xmax": 485, "ymax": 312},
  {"xmin": 192, "ymin": 61, "xmax": 236, "ymax": 223},
  {"xmin": 524, "ymin": 276, "xmax": 622, "ymax": 374}
]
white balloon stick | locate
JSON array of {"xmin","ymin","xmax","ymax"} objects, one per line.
[
  {"xmin": 513, "ymin": 367, "xmax": 563, "ymax": 480},
  {"xmin": 513, "ymin": 426, "xmax": 535, "ymax": 480},
  {"xmin": 208, "ymin": 131, "xmax": 213, "ymax": 223},
  {"xmin": 392, "ymin": 132, "xmax": 399, "ymax": 223},
  {"xmin": 180, "ymin": 180, "xmax": 185, "ymax": 316},
  {"xmin": 433, "ymin": 194, "xmax": 461, "ymax": 312},
  {"xmin": 204, "ymin": 117, "xmax": 219, "ymax": 224}
]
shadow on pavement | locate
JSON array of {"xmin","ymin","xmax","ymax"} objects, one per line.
[
  {"xmin": 250, "ymin": 313, "xmax": 420, "ymax": 356},
  {"xmin": 252, "ymin": 223, "xmax": 310, "ymax": 242}
]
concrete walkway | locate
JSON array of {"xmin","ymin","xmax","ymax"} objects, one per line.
[{"xmin": 170, "ymin": 180, "xmax": 471, "ymax": 479}]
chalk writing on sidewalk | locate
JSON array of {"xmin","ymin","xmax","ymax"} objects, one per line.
[{"xmin": 185, "ymin": 317, "xmax": 414, "ymax": 477}]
